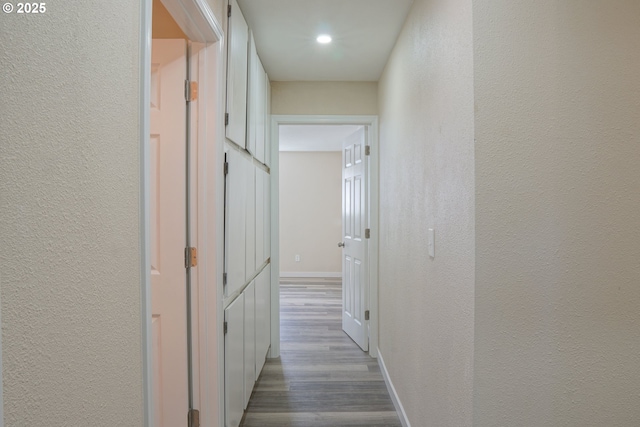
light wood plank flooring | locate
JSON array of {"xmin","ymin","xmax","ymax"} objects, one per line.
[{"xmin": 240, "ymin": 279, "xmax": 401, "ymax": 427}]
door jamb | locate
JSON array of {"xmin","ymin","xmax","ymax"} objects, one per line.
[
  {"xmin": 140, "ymin": 1, "xmax": 225, "ymax": 426},
  {"xmin": 269, "ymin": 115, "xmax": 380, "ymax": 358}
]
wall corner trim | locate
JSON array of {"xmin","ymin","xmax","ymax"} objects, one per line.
[{"xmin": 378, "ymin": 349, "xmax": 411, "ymax": 427}]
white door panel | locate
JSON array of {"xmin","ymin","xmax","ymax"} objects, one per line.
[
  {"xmin": 245, "ymin": 164, "xmax": 256, "ymax": 277},
  {"xmin": 225, "ymin": 149, "xmax": 247, "ymax": 297},
  {"xmin": 342, "ymin": 127, "xmax": 368, "ymax": 351},
  {"xmin": 225, "ymin": 0, "xmax": 249, "ymax": 147},
  {"xmin": 224, "ymin": 294, "xmax": 244, "ymax": 427},
  {"xmin": 255, "ymin": 168, "xmax": 265, "ymax": 267},
  {"xmin": 246, "ymin": 34, "xmax": 258, "ymax": 156},
  {"xmin": 255, "ymin": 265, "xmax": 271, "ymax": 377},
  {"xmin": 150, "ymin": 38, "xmax": 188, "ymax": 427},
  {"xmin": 255, "ymin": 61, "xmax": 266, "ymax": 163},
  {"xmin": 264, "ymin": 170, "xmax": 271, "ymax": 260},
  {"xmin": 243, "ymin": 281, "xmax": 256, "ymax": 408},
  {"xmin": 264, "ymin": 76, "xmax": 271, "ymax": 167}
]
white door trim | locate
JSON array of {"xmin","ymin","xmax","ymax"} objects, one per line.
[
  {"xmin": 140, "ymin": 1, "xmax": 225, "ymax": 426},
  {"xmin": 269, "ymin": 115, "xmax": 380, "ymax": 358}
]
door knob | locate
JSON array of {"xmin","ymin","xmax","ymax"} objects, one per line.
[{"xmin": 338, "ymin": 242, "xmax": 345, "ymax": 248}]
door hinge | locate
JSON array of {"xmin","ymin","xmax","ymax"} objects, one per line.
[
  {"xmin": 224, "ymin": 161, "xmax": 229, "ymax": 176},
  {"xmin": 227, "ymin": 4, "xmax": 231, "ymax": 17},
  {"xmin": 185, "ymin": 247, "xmax": 197, "ymax": 268},
  {"xmin": 185, "ymin": 80, "xmax": 198, "ymax": 102},
  {"xmin": 365, "ymin": 145, "xmax": 371, "ymax": 156},
  {"xmin": 365, "ymin": 228, "xmax": 370, "ymax": 239},
  {"xmin": 224, "ymin": 321, "xmax": 228, "ymax": 334},
  {"xmin": 225, "ymin": 113, "xmax": 229, "ymax": 126},
  {"xmin": 188, "ymin": 408, "xmax": 200, "ymax": 427},
  {"xmin": 223, "ymin": 272, "xmax": 228, "ymax": 286},
  {"xmin": 365, "ymin": 310, "xmax": 370, "ymax": 321}
]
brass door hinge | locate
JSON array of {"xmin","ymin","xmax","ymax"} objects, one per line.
[
  {"xmin": 365, "ymin": 145, "xmax": 371, "ymax": 156},
  {"xmin": 185, "ymin": 80, "xmax": 198, "ymax": 102},
  {"xmin": 365, "ymin": 228, "xmax": 370, "ymax": 239},
  {"xmin": 365, "ymin": 310, "xmax": 370, "ymax": 321},
  {"xmin": 185, "ymin": 247, "xmax": 197, "ymax": 268}
]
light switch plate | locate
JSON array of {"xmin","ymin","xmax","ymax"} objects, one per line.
[{"xmin": 428, "ymin": 228, "xmax": 435, "ymax": 258}]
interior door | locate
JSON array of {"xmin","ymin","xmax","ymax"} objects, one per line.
[
  {"xmin": 341, "ymin": 127, "xmax": 369, "ymax": 351},
  {"xmin": 150, "ymin": 38, "xmax": 189, "ymax": 427}
]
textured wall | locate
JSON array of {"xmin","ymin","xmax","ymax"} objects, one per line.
[
  {"xmin": 0, "ymin": 2, "xmax": 144, "ymax": 426},
  {"xmin": 473, "ymin": 1, "xmax": 640, "ymax": 425},
  {"xmin": 377, "ymin": 0, "xmax": 475, "ymax": 425},
  {"xmin": 271, "ymin": 81, "xmax": 378, "ymax": 116},
  {"xmin": 279, "ymin": 152, "xmax": 342, "ymax": 275}
]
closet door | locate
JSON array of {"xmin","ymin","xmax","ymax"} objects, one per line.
[
  {"xmin": 255, "ymin": 168, "xmax": 265, "ymax": 267},
  {"xmin": 225, "ymin": 0, "xmax": 249, "ymax": 147},
  {"xmin": 264, "ymin": 169, "xmax": 271, "ymax": 260},
  {"xmin": 255, "ymin": 265, "xmax": 271, "ymax": 377},
  {"xmin": 245, "ymin": 164, "xmax": 256, "ymax": 278},
  {"xmin": 254, "ymin": 60, "xmax": 266, "ymax": 163},
  {"xmin": 224, "ymin": 294, "xmax": 244, "ymax": 427},
  {"xmin": 246, "ymin": 33, "xmax": 258, "ymax": 156},
  {"xmin": 264, "ymin": 73, "xmax": 271, "ymax": 167},
  {"xmin": 243, "ymin": 281, "xmax": 256, "ymax": 408},
  {"xmin": 225, "ymin": 149, "xmax": 247, "ymax": 297}
]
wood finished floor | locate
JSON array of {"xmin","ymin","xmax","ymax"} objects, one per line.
[{"xmin": 240, "ymin": 279, "xmax": 401, "ymax": 427}]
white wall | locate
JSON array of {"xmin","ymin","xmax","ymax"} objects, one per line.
[
  {"xmin": 377, "ymin": 0, "xmax": 475, "ymax": 425},
  {"xmin": 279, "ymin": 152, "xmax": 342, "ymax": 275},
  {"xmin": 271, "ymin": 81, "xmax": 378, "ymax": 115},
  {"xmin": 0, "ymin": 2, "xmax": 144, "ymax": 426},
  {"xmin": 473, "ymin": 1, "xmax": 640, "ymax": 425}
]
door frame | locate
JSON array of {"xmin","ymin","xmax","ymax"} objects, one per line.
[
  {"xmin": 139, "ymin": 1, "xmax": 226, "ymax": 426},
  {"xmin": 269, "ymin": 115, "xmax": 380, "ymax": 358}
]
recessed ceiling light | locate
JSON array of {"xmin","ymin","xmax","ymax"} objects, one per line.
[{"xmin": 316, "ymin": 34, "xmax": 332, "ymax": 44}]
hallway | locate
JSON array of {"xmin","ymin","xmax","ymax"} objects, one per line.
[{"xmin": 240, "ymin": 279, "xmax": 401, "ymax": 427}]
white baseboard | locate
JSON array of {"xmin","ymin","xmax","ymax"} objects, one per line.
[
  {"xmin": 378, "ymin": 349, "xmax": 411, "ymax": 427},
  {"xmin": 279, "ymin": 272, "xmax": 341, "ymax": 279}
]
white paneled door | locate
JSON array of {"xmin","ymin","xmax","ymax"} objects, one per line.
[
  {"xmin": 150, "ymin": 39, "xmax": 188, "ymax": 427},
  {"xmin": 341, "ymin": 127, "xmax": 369, "ymax": 351}
]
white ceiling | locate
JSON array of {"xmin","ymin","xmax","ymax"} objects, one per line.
[
  {"xmin": 236, "ymin": 0, "xmax": 414, "ymax": 81},
  {"xmin": 279, "ymin": 125, "xmax": 363, "ymax": 151}
]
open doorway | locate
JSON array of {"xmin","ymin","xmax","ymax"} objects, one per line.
[
  {"xmin": 277, "ymin": 123, "xmax": 371, "ymax": 351},
  {"xmin": 269, "ymin": 115, "xmax": 380, "ymax": 359},
  {"xmin": 278, "ymin": 125, "xmax": 359, "ymax": 280},
  {"xmin": 142, "ymin": 0, "xmax": 225, "ymax": 426}
]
